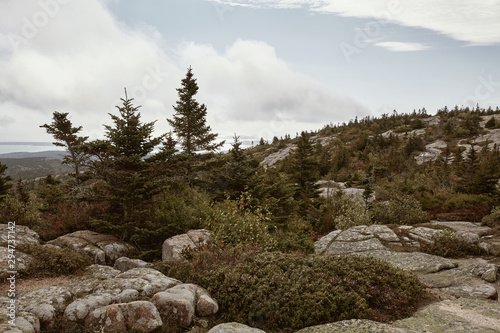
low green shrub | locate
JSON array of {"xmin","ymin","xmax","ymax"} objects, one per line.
[
  {"xmin": 17, "ymin": 244, "xmax": 92, "ymax": 278},
  {"xmin": 371, "ymin": 193, "xmax": 430, "ymax": 225},
  {"xmin": 421, "ymin": 229, "xmax": 484, "ymax": 258},
  {"xmin": 205, "ymin": 198, "xmax": 277, "ymax": 250},
  {"xmin": 272, "ymin": 229, "xmax": 314, "ymax": 254},
  {"xmin": 482, "ymin": 206, "xmax": 500, "ymax": 228},
  {"xmin": 155, "ymin": 246, "xmax": 423, "ymax": 332}
]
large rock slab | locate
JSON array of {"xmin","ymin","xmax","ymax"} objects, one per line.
[
  {"xmin": 101, "ymin": 268, "xmax": 181, "ymax": 297},
  {"xmin": 408, "ymin": 227, "xmax": 441, "ymax": 245},
  {"xmin": 47, "ymin": 230, "xmax": 137, "ymax": 265},
  {"xmin": 208, "ymin": 322, "xmax": 267, "ymax": 333},
  {"xmin": 354, "ymin": 250, "xmax": 458, "ymax": 274},
  {"xmin": 428, "ymin": 221, "xmax": 491, "ymax": 236},
  {"xmin": 314, "ymin": 230, "xmax": 341, "ymax": 255},
  {"xmin": 0, "ymin": 303, "xmax": 40, "ymax": 333},
  {"xmin": 441, "ymin": 284, "xmax": 498, "ymax": 300},
  {"xmin": 0, "ymin": 247, "xmax": 33, "ymax": 278},
  {"xmin": 152, "ymin": 285, "xmax": 196, "ymax": 327},
  {"xmin": 296, "ymin": 319, "xmax": 420, "ymax": 333},
  {"xmin": 84, "ymin": 301, "xmax": 162, "ymax": 333},
  {"xmin": 162, "ymin": 229, "xmax": 212, "ymax": 262},
  {"xmin": 394, "ymin": 298, "xmax": 500, "ymax": 332},
  {"xmin": 0, "ymin": 224, "xmax": 40, "ymax": 246},
  {"xmin": 323, "ymin": 238, "xmax": 389, "ymax": 255},
  {"xmin": 113, "ymin": 257, "xmax": 150, "ymax": 272}
]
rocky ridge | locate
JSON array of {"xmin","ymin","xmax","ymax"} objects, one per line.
[{"xmin": 2, "ymin": 222, "xmax": 500, "ymax": 332}]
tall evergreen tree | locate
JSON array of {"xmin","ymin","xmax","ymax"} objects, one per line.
[
  {"xmin": 290, "ymin": 131, "xmax": 320, "ymax": 212},
  {"xmin": 0, "ymin": 162, "xmax": 12, "ymax": 202},
  {"xmin": 85, "ymin": 91, "xmax": 164, "ymax": 240},
  {"xmin": 40, "ymin": 112, "xmax": 88, "ymax": 185},
  {"xmin": 168, "ymin": 67, "xmax": 223, "ymax": 155},
  {"xmin": 105, "ymin": 90, "xmax": 163, "ymax": 170}
]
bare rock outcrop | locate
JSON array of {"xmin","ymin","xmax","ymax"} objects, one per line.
[
  {"xmin": 47, "ymin": 230, "xmax": 137, "ymax": 265},
  {"xmin": 162, "ymin": 229, "xmax": 212, "ymax": 262}
]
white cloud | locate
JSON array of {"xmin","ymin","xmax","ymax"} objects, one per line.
[
  {"xmin": 209, "ymin": 0, "xmax": 500, "ymax": 45},
  {"xmin": 0, "ymin": 0, "xmax": 368, "ymax": 143},
  {"xmin": 177, "ymin": 40, "xmax": 369, "ymax": 138},
  {"xmin": 375, "ymin": 41, "xmax": 430, "ymax": 52}
]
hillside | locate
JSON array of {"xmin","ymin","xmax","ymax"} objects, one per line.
[{"xmin": 0, "ymin": 156, "xmax": 72, "ymax": 179}]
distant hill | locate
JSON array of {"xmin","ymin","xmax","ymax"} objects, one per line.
[
  {"xmin": 0, "ymin": 154, "xmax": 72, "ymax": 179},
  {"xmin": 0, "ymin": 150, "xmax": 65, "ymax": 159}
]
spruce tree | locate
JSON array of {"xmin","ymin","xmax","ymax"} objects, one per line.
[
  {"xmin": 40, "ymin": 112, "xmax": 88, "ymax": 185},
  {"xmin": 105, "ymin": 90, "xmax": 163, "ymax": 170},
  {"xmin": 0, "ymin": 162, "xmax": 12, "ymax": 202},
  {"xmin": 168, "ymin": 67, "xmax": 223, "ymax": 155},
  {"xmin": 86, "ymin": 91, "xmax": 164, "ymax": 240},
  {"xmin": 290, "ymin": 131, "xmax": 320, "ymax": 212}
]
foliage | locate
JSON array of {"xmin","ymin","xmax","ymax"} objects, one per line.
[
  {"xmin": 205, "ymin": 195, "xmax": 278, "ymax": 250},
  {"xmin": 288, "ymin": 131, "xmax": 320, "ymax": 215},
  {"xmin": 83, "ymin": 93, "xmax": 165, "ymax": 240},
  {"xmin": 482, "ymin": 206, "xmax": 500, "ymax": 228},
  {"xmin": 131, "ymin": 184, "xmax": 213, "ymax": 260},
  {"xmin": 40, "ymin": 111, "xmax": 88, "ymax": 185},
  {"xmin": 168, "ymin": 66, "xmax": 223, "ymax": 155},
  {"xmin": 155, "ymin": 246, "xmax": 423, "ymax": 332},
  {"xmin": 371, "ymin": 191, "xmax": 430, "ymax": 225},
  {"xmin": 0, "ymin": 162, "xmax": 12, "ymax": 202},
  {"xmin": 485, "ymin": 116, "xmax": 497, "ymax": 128},
  {"xmin": 18, "ymin": 244, "xmax": 91, "ymax": 277},
  {"xmin": 272, "ymin": 228, "xmax": 315, "ymax": 254},
  {"xmin": 0, "ymin": 184, "xmax": 42, "ymax": 228},
  {"xmin": 420, "ymin": 229, "xmax": 484, "ymax": 258}
]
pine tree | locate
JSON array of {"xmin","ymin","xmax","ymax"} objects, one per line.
[
  {"xmin": 230, "ymin": 133, "xmax": 245, "ymax": 163},
  {"xmin": 40, "ymin": 112, "xmax": 88, "ymax": 185},
  {"xmin": 0, "ymin": 162, "xmax": 12, "ymax": 202},
  {"xmin": 105, "ymin": 90, "xmax": 163, "ymax": 170},
  {"xmin": 85, "ymin": 91, "xmax": 164, "ymax": 240},
  {"xmin": 290, "ymin": 131, "xmax": 320, "ymax": 212},
  {"xmin": 168, "ymin": 67, "xmax": 223, "ymax": 155}
]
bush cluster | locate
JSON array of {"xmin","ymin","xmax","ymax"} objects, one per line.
[
  {"xmin": 17, "ymin": 244, "xmax": 92, "ymax": 277},
  {"xmin": 205, "ymin": 198, "xmax": 278, "ymax": 250},
  {"xmin": 155, "ymin": 245, "xmax": 423, "ymax": 333},
  {"xmin": 371, "ymin": 193, "xmax": 430, "ymax": 225},
  {"xmin": 482, "ymin": 206, "xmax": 500, "ymax": 228},
  {"xmin": 420, "ymin": 229, "xmax": 484, "ymax": 258}
]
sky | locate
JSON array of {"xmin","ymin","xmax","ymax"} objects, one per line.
[{"xmin": 1, "ymin": 0, "xmax": 500, "ymax": 148}]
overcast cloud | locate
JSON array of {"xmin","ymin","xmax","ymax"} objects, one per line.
[
  {"xmin": 209, "ymin": 0, "xmax": 500, "ymax": 45},
  {"xmin": 0, "ymin": 0, "xmax": 499, "ymax": 148},
  {"xmin": 0, "ymin": 0, "xmax": 369, "ymax": 143}
]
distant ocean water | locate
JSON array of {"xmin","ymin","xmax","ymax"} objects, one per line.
[
  {"xmin": 0, "ymin": 142, "xmax": 65, "ymax": 155},
  {"xmin": 0, "ymin": 139, "xmax": 257, "ymax": 156}
]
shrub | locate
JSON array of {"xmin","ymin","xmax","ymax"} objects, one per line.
[
  {"xmin": 482, "ymin": 206, "xmax": 500, "ymax": 228},
  {"xmin": 371, "ymin": 193, "xmax": 430, "ymax": 225},
  {"xmin": 0, "ymin": 193, "xmax": 42, "ymax": 228},
  {"xmin": 155, "ymin": 246, "xmax": 423, "ymax": 332},
  {"xmin": 272, "ymin": 229, "xmax": 314, "ymax": 254},
  {"xmin": 420, "ymin": 230, "xmax": 484, "ymax": 258},
  {"xmin": 18, "ymin": 244, "xmax": 92, "ymax": 278},
  {"xmin": 130, "ymin": 185, "xmax": 213, "ymax": 260},
  {"xmin": 316, "ymin": 191, "xmax": 371, "ymax": 233},
  {"xmin": 205, "ymin": 197, "xmax": 277, "ymax": 250}
]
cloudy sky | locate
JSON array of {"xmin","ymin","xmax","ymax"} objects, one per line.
[{"xmin": 1, "ymin": 0, "xmax": 500, "ymax": 147}]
